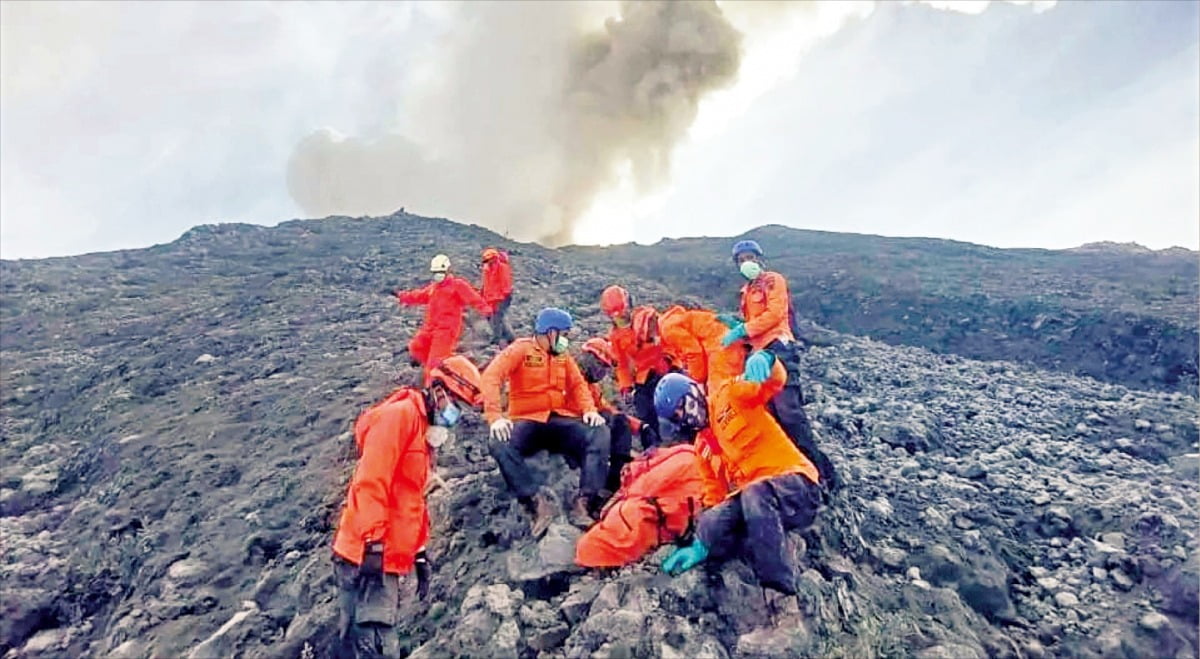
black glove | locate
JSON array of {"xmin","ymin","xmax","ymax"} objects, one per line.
[
  {"xmin": 415, "ymin": 550, "xmax": 431, "ymax": 600},
  {"xmin": 360, "ymin": 541, "xmax": 384, "ymax": 579}
]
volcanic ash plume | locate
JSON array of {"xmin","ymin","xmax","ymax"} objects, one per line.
[{"xmin": 286, "ymin": 0, "xmax": 743, "ymax": 245}]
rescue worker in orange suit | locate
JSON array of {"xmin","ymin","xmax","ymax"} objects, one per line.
[
  {"xmin": 720, "ymin": 240, "xmax": 839, "ymax": 493},
  {"xmin": 655, "ymin": 371, "xmax": 822, "ymax": 596},
  {"xmin": 657, "ymin": 305, "xmax": 749, "ymax": 392},
  {"xmin": 600, "ymin": 286, "xmax": 669, "ymax": 449},
  {"xmin": 483, "ymin": 308, "xmax": 611, "ymax": 536},
  {"xmin": 573, "ymin": 337, "xmax": 642, "ymax": 492},
  {"xmin": 331, "ymin": 355, "xmax": 484, "ymax": 658},
  {"xmin": 479, "ymin": 247, "xmax": 516, "ymax": 346},
  {"xmin": 575, "ymin": 437, "xmax": 705, "ymax": 569},
  {"xmin": 393, "ymin": 253, "xmax": 491, "ymax": 386}
]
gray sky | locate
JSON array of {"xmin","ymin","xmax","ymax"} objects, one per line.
[{"xmin": 1, "ymin": 0, "xmax": 1197, "ymax": 259}]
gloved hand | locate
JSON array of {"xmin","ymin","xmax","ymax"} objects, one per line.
[
  {"xmin": 360, "ymin": 541, "xmax": 384, "ymax": 579},
  {"xmin": 661, "ymin": 540, "xmax": 709, "ymax": 576},
  {"xmin": 743, "ymin": 350, "xmax": 776, "ymax": 383},
  {"xmin": 716, "ymin": 313, "xmax": 743, "ymax": 329},
  {"xmin": 490, "ymin": 418, "xmax": 514, "ymax": 442},
  {"xmin": 720, "ymin": 323, "xmax": 748, "ymax": 347},
  {"xmin": 414, "ymin": 549, "xmax": 431, "ymax": 600},
  {"xmin": 582, "ymin": 411, "xmax": 605, "ymax": 427}
]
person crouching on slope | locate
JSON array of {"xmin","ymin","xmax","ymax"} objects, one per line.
[
  {"xmin": 720, "ymin": 239, "xmax": 839, "ymax": 493},
  {"xmin": 654, "ymin": 371, "xmax": 823, "ymax": 596},
  {"xmin": 393, "ymin": 253, "xmax": 491, "ymax": 386},
  {"xmin": 331, "ymin": 355, "xmax": 484, "ymax": 658},
  {"xmin": 600, "ymin": 285, "xmax": 669, "ymax": 449},
  {"xmin": 573, "ymin": 337, "xmax": 641, "ymax": 493},
  {"xmin": 483, "ymin": 308, "xmax": 611, "ymax": 536},
  {"xmin": 479, "ymin": 247, "xmax": 516, "ymax": 346}
]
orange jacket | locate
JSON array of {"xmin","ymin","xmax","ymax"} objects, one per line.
[
  {"xmin": 694, "ymin": 428, "xmax": 736, "ymax": 508},
  {"xmin": 740, "ymin": 271, "xmax": 794, "ymax": 350},
  {"xmin": 658, "ymin": 306, "xmax": 747, "ymax": 391},
  {"xmin": 332, "ymin": 388, "xmax": 431, "ymax": 574},
  {"xmin": 482, "ymin": 338, "xmax": 596, "ymax": 423},
  {"xmin": 608, "ymin": 306, "xmax": 670, "ymax": 390},
  {"xmin": 575, "ymin": 443, "xmax": 705, "ymax": 567},
  {"xmin": 698, "ymin": 361, "xmax": 819, "ymax": 501},
  {"xmin": 398, "ymin": 275, "xmax": 490, "ymax": 332},
  {"xmin": 480, "ymin": 252, "xmax": 513, "ymax": 305}
]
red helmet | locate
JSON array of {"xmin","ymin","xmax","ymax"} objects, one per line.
[
  {"xmin": 481, "ymin": 247, "xmax": 500, "ymax": 262},
  {"xmin": 632, "ymin": 307, "xmax": 659, "ymax": 345},
  {"xmin": 600, "ymin": 285, "xmax": 631, "ymax": 317},
  {"xmin": 582, "ymin": 337, "xmax": 617, "ymax": 367},
  {"xmin": 429, "ymin": 355, "xmax": 483, "ymax": 407}
]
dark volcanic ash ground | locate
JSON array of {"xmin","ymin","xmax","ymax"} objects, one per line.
[{"xmin": 0, "ymin": 214, "xmax": 1196, "ymax": 658}]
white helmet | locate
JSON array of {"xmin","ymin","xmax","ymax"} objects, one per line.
[{"xmin": 430, "ymin": 254, "xmax": 451, "ymax": 273}]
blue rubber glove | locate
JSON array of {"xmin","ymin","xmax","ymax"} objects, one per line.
[
  {"xmin": 743, "ymin": 350, "xmax": 776, "ymax": 383},
  {"xmin": 720, "ymin": 323, "xmax": 747, "ymax": 348},
  {"xmin": 661, "ymin": 540, "xmax": 709, "ymax": 576},
  {"xmin": 715, "ymin": 313, "xmax": 743, "ymax": 329}
]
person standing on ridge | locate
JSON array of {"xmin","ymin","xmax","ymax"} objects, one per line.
[
  {"xmin": 331, "ymin": 355, "xmax": 484, "ymax": 658},
  {"xmin": 479, "ymin": 247, "xmax": 516, "ymax": 346},
  {"xmin": 600, "ymin": 285, "xmax": 668, "ymax": 449},
  {"xmin": 483, "ymin": 308, "xmax": 611, "ymax": 536},
  {"xmin": 653, "ymin": 371, "xmax": 823, "ymax": 596},
  {"xmin": 394, "ymin": 254, "xmax": 491, "ymax": 385},
  {"xmin": 720, "ymin": 240, "xmax": 839, "ymax": 492}
]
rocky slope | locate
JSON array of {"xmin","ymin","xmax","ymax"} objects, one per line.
[
  {"xmin": 0, "ymin": 213, "xmax": 1196, "ymax": 658},
  {"xmin": 564, "ymin": 225, "xmax": 1200, "ymax": 394}
]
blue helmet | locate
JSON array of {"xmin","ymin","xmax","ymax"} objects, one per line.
[
  {"xmin": 534, "ymin": 307, "xmax": 573, "ymax": 334},
  {"xmin": 654, "ymin": 372, "xmax": 708, "ymax": 431},
  {"xmin": 731, "ymin": 239, "xmax": 764, "ymax": 262}
]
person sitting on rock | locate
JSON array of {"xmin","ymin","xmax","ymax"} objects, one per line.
[
  {"xmin": 720, "ymin": 240, "xmax": 839, "ymax": 492},
  {"xmin": 572, "ymin": 337, "xmax": 642, "ymax": 492},
  {"xmin": 483, "ymin": 308, "xmax": 611, "ymax": 537},
  {"xmin": 654, "ymin": 371, "xmax": 823, "ymax": 596},
  {"xmin": 600, "ymin": 285, "xmax": 670, "ymax": 449},
  {"xmin": 393, "ymin": 253, "xmax": 491, "ymax": 386},
  {"xmin": 479, "ymin": 247, "xmax": 516, "ymax": 346},
  {"xmin": 330, "ymin": 355, "xmax": 484, "ymax": 658}
]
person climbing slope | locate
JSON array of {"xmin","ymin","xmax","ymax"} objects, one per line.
[
  {"xmin": 483, "ymin": 308, "xmax": 611, "ymax": 536},
  {"xmin": 479, "ymin": 247, "xmax": 516, "ymax": 346},
  {"xmin": 600, "ymin": 285, "xmax": 669, "ymax": 449},
  {"xmin": 392, "ymin": 253, "xmax": 491, "ymax": 386},
  {"xmin": 331, "ymin": 355, "xmax": 483, "ymax": 658},
  {"xmin": 720, "ymin": 240, "xmax": 839, "ymax": 492},
  {"xmin": 654, "ymin": 371, "xmax": 823, "ymax": 596}
]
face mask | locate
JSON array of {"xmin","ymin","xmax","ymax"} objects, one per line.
[
  {"xmin": 612, "ymin": 316, "xmax": 630, "ymax": 328},
  {"xmin": 426, "ymin": 425, "xmax": 451, "ymax": 448},
  {"xmin": 552, "ymin": 335, "xmax": 570, "ymax": 355},
  {"xmin": 436, "ymin": 401, "xmax": 461, "ymax": 427},
  {"xmin": 739, "ymin": 260, "xmax": 762, "ymax": 280},
  {"xmin": 432, "ymin": 272, "xmax": 447, "ymax": 282}
]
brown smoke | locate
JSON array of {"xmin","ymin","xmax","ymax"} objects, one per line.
[{"xmin": 286, "ymin": 1, "xmax": 742, "ymax": 245}]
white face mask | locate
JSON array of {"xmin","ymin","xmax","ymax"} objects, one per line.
[
  {"xmin": 739, "ymin": 260, "xmax": 763, "ymax": 280},
  {"xmin": 432, "ymin": 272, "xmax": 447, "ymax": 282},
  {"xmin": 426, "ymin": 426, "xmax": 451, "ymax": 448}
]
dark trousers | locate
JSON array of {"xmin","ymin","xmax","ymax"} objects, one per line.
[
  {"xmin": 602, "ymin": 411, "xmax": 634, "ymax": 493},
  {"xmin": 332, "ymin": 555, "xmax": 401, "ymax": 659},
  {"xmin": 765, "ymin": 340, "xmax": 839, "ymax": 492},
  {"xmin": 696, "ymin": 473, "xmax": 821, "ymax": 595},
  {"xmin": 489, "ymin": 295, "xmax": 516, "ymax": 345},
  {"xmin": 633, "ymin": 371, "xmax": 663, "ymax": 449},
  {"xmin": 488, "ymin": 414, "xmax": 610, "ymax": 499}
]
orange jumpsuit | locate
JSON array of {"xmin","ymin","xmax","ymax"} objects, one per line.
[
  {"xmin": 398, "ymin": 275, "xmax": 490, "ymax": 382},
  {"xmin": 332, "ymin": 388, "xmax": 431, "ymax": 574},
  {"xmin": 739, "ymin": 271, "xmax": 794, "ymax": 350},
  {"xmin": 480, "ymin": 252, "xmax": 513, "ymax": 307},
  {"xmin": 608, "ymin": 306, "xmax": 670, "ymax": 392},
  {"xmin": 575, "ymin": 443, "xmax": 705, "ymax": 568},
  {"xmin": 657, "ymin": 306, "xmax": 747, "ymax": 391},
  {"xmin": 481, "ymin": 338, "xmax": 595, "ymax": 423}
]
